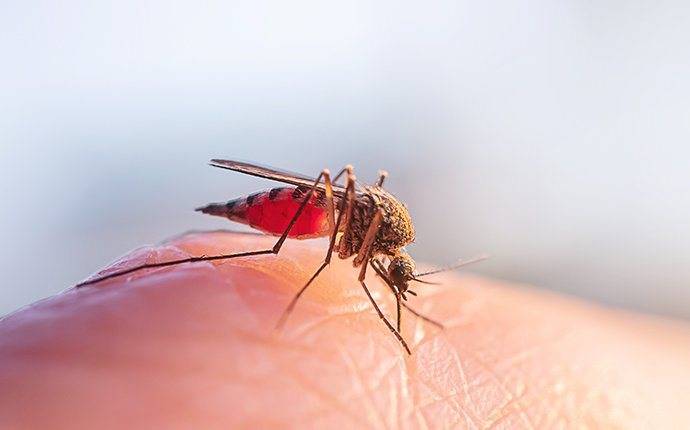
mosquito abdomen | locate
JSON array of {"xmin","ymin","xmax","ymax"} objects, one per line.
[{"xmin": 196, "ymin": 187, "xmax": 331, "ymax": 239}]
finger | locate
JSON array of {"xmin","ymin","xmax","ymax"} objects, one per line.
[{"xmin": 0, "ymin": 231, "xmax": 689, "ymax": 429}]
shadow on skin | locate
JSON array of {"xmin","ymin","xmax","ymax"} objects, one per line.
[{"xmin": 1, "ymin": 231, "xmax": 689, "ymax": 428}]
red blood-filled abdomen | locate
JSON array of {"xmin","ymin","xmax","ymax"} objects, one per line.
[{"xmin": 196, "ymin": 187, "xmax": 331, "ymax": 239}]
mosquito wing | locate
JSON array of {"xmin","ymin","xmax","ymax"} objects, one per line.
[{"xmin": 209, "ymin": 159, "xmax": 354, "ymax": 195}]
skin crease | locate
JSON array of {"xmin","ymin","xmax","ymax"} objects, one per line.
[{"xmin": 0, "ymin": 231, "xmax": 689, "ymax": 429}]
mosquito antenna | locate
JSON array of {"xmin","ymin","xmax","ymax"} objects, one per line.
[{"xmin": 414, "ymin": 254, "xmax": 489, "ymax": 278}]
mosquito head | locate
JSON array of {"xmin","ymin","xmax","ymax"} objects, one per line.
[
  {"xmin": 383, "ymin": 253, "xmax": 489, "ymax": 298},
  {"xmin": 387, "ymin": 251, "xmax": 416, "ymax": 293}
]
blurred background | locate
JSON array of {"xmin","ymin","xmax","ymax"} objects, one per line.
[{"xmin": 1, "ymin": 1, "xmax": 689, "ymax": 319}]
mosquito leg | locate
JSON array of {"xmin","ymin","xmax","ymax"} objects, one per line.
[
  {"xmin": 351, "ymin": 210, "xmax": 411, "ymax": 354},
  {"xmin": 332, "ymin": 164, "xmax": 353, "ymax": 185},
  {"xmin": 370, "ymin": 258, "xmax": 443, "ymax": 330},
  {"xmin": 339, "ymin": 172, "xmax": 357, "ymax": 252},
  {"xmin": 401, "ymin": 303, "xmax": 444, "ymax": 329},
  {"xmin": 395, "ymin": 292, "xmax": 402, "ymax": 332},
  {"xmin": 76, "ymin": 169, "xmax": 330, "ymax": 288},
  {"xmin": 370, "ymin": 259, "xmax": 397, "ymax": 295},
  {"xmin": 352, "ymin": 209, "xmax": 383, "ymax": 268},
  {"xmin": 275, "ymin": 168, "xmax": 356, "ymax": 329},
  {"xmin": 355, "ymin": 210, "xmax": 383, "ymax": 280},
  {"xmin": 375, "ymin": 170, "xmax": 388, "ymax": 187},
  {"xmin": 75, "ymin": 248, "xmax": 275, "ymax": 287},
  {"xmin": 360, "ymin": 279, "xmax": 410, "ymax": 355},
  {"xmin": 322, "ymin": 164, "xmax": 353, "ymax": 234},
  {"xmin": 370, "ymin": 259, "xmax": 402, "ymax": 332}
]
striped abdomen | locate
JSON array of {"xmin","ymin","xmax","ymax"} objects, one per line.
[{"xmin": 196, "ymin": 186, "xmax": 333, "ymax": 239}]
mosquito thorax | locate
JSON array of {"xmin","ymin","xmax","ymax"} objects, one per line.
[
  {"xmin": 387, "ymin": 252, "xmax": 416, "ymax": 293},
  {"xmin": 368, "ymin": 186, "xmax": 415, "ymax": 253},
  {"xmin": 338, "ymin": 186, "xmax": 416, "ymax": 260}
]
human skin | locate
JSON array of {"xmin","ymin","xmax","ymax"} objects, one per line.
[{"xmin": 0, "ymin": 231, "xmax": 689, "ymax": 429}]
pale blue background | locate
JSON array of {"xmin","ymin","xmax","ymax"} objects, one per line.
[{"xmin": 2, "ymin": 1, "xmax": 689, "ymax": 318}]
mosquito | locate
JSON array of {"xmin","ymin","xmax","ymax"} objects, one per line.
[{"xmin": 76, "ymin": 160, "xmax": 486, "ymax": 354}]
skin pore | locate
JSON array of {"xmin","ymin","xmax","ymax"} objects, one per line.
[{"xmin": 0, "ymin": 231, "xmax": 689, "ymax": 429}]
